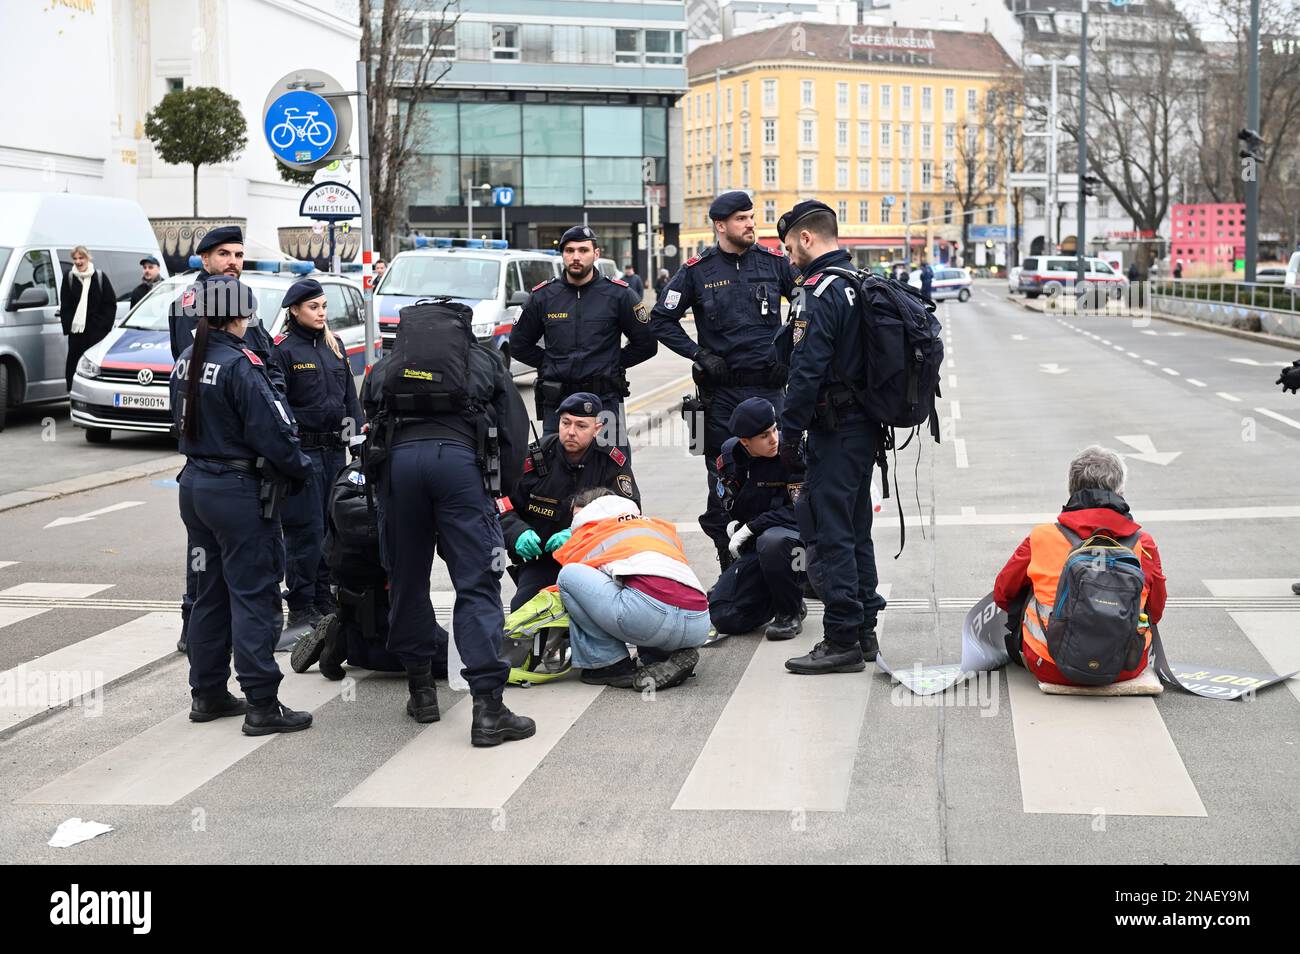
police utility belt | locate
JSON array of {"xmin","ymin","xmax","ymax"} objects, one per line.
[
  {"xmin": 193, "ymin": 456, "xmax": 291, "ymax": 520},
  {"xmin": 811, "ymin": 383, "xmax": 867, "ymax": 431},
  {"xmin": 537, "ymin": 369, "xmax": 629, "ymax": 407}
]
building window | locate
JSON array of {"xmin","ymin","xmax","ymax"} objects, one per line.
[
  {"xmin": 880, "ymin": 159, "xmax": 892, "ymax": 190},
  {"xmin": 801, "ymin": 158, "xmax": 815, "ymax": 187},
  {"xmin": 166, "ymin": 76, "xmax": 185, "ymax": 92},
  {"xmin": 881, "ymin": 200, "xmax": 892, "ymax": 224},
  {"xmin": 726, "ymin": 87, "xmax": 733, "ymax": 116},
  {"xmin": 741, "ymin": 121, "xmax": 749, "ymax": 149},
  {"xmin": 615, "ymin": 28, "xmax": 640, "ymax": 64},
  {"xmin": 837, "ymin": 159, "xmax": 849, "ymax": 189},
  {"xmin": 687, "ymin": 131, "xmax": 692, "ymax": 158},
  {"xmin": 837, "ymin": 121, "xmax": 848, "ymax": 148},
  {"xmin": 491, "ymin": 24, "xmax": 520, "ymax": 60},
  {"xmin": 742, "ymin": 80, "xmax": 750, "ymax": 110},
  {"xmin": 967, "ymin": 89, "xmax": 977, "ymax": 113},
  {"xmin": 881, "ymin": 84, "xmax": 892, "ymax": 112},
  {"xmin": 763, "ymin": 79, "xmax": 777, "ymax": 109},
  {"xmin": 763, "ymin": 119, "xmax": 777, "ymax": 145},
  {"xmin": 837, "ymin": 200, "xmax": 848, "ymax": 222},
  {"xmin": 922, "ymin": 124, "xmax": 932, "ymax": 150},
  {"xmin": 802, "ymin": 79, "xmax": 814, "ymax": 106},
  {"xmin": 921, "ymin": 200, "xmax": 931, "ymax": 221},
  {"xmin": 645, "ymin": 29, "xmax": 684, "ymax": 64},
  {"xmin": 801, "ymin": 119, "xmax": 814, "ymax": 146},
  {"xmin": 944, "ymin": 124, "xmax": 955, "ymax": 151},
  {"xmin": 858, "ymin": 121, "xmax": 871, "ymax": 151},
  {"xmin": 986, "ymin": 162, "xmax": 996, "ymax": 189},
  {"xmin": 922, "ymin": 86, "xmax": 932, "ymax": 112},
  {"xmin": 686, "ymin": 166, "xmax": 693, "ymax": 193},
  {"xmin": 986, "ymin": 207, "xmax": 995, "ymax": 224},
  {"xmin": 900, "ymin": 123, "xmax": 911, "ymax": 150},
  {"xmin": 900, "ymin": 160, "xmax": 911, "ymax": 190},
  {"xmin": 706, "ymin": 127, "xmax": 713, "ymax": 152},
  {"xmin": 859, "ymin": 200, "xmax": 869, "ymax": 223},
  {"xmin": 901, "ymin": 199, "xmax": 910, "ymax": 222},
  {"xmin": 742, "ymin": 158, "xmax": 750, "ymax": 188},
  {"xmin": 921, "ymin": 160, "xmax": 933, "ymax": 190},
  {"xmin": 943, "ymin": 201, "xmax": 954, "ymax": 224},
  {"xmin": 858, "ymin": 83, "xmax": 870, "ymax": 112},
  {"xmin": 726, "ymin": 160, "xmax": 733, "ymax": 188},
  {"xmin": 944, "ymin": 87, "xmax": 955, "ymax": 112},
  {"xmin": 858, "ymin": 159, "xmax": 870, "ymax": 189},
  {"xmin": 943, "ymin": 160, "xmax": 955, "ymax": 187},
  {"xmin": 837, "ymin": 82, "xmax": 849, "ymax": 109},
  {"xmin": 880, "ymin": 122, "xmax": 891, "ymax": 150},
  {"xmin": 726, "ymin": 123, "xmax": 733, "ymax": 151},
  {"xmin": 763, "ymin": 157, "xmax": 777, "ymax": 187},
  {"xmin": 965, "ymin": 125, "xmax": 977, "ymax": 154},
  {"xmin": 901, "ymin": 85, "xmax": 912, "ymax": 111},
  {"xmin": 764, "ymin": 199, "xmax": 776, "ymax": 224},
  {"xmin": 705, "ymin": 91, "xmax": 712, "ymax": 117}
]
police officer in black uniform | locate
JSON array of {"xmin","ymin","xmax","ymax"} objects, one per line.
[
  {"xmin": 500, "ymin": 391, "xmax": 639, "ymax": 611},
  {"xmin": 170, "ymin": 276, "xmax": 315, "ymax": 734},
  {"xmin": 170, "ymin": 226, "xmax": 283, "ymax": 655},
  {"xmin": 364, "ymin": 299, "xmax": 535, "ymax": 746},
  {"xmin": 774, "ymin": 200, "xmax": 888, "ymax": 675},
  {"xmin": 704, "ymin": 397, "xmax": 807, "ymax": 640},
  {"xmin": 510, "ymin": 225, "xmax": 657, "ymax": 449},
  {"xmin": 271, "ymin": 278, "xmax": 364, "ymax": 631},
  {"xmin": 649, "ymin": 191, "xmax": 799, "ymax": 569}
]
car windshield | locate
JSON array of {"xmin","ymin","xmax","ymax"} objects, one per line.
[
  {"xmin": 122, "ymin": 277, "xmax": 286, "ymax": 332},
  {"xmin": 380, "ymin": 255, "xmax": 501, "ymax": 300}
]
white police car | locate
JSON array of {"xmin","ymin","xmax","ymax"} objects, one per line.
[
  {"xmin": 70, "ymin": 262, "xmax": 366, "ymax": 443},
  {"xmin": 373, "ymin": 240, "xmax": 561, "ymax": 375},
  {"xmin": 909, "ymin": 266, "xmax": 974, "ymax": 302}
]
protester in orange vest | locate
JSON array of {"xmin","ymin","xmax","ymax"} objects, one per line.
[
  {"xmin": 993, "ymin": 445, "xmax": 1168, "ymax": 685},
  {"xmin": 553, "ymin": 488, "xmax": 711, "ymax": 691}
]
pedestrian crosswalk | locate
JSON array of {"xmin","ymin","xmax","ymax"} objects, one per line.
[{"xmin": 1, "ymin": 571, "xmax": 1297, "ymax": 823}]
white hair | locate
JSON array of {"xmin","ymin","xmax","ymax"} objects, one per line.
[{"xmin": 1068, "ymin": 445, "xmax": 1127, "ymax": 495}]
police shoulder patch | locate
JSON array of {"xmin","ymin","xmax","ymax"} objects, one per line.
[
  {"xmin": 496, "ymin": 496, "xmax": 513, "ymax": 514},
  {"xmin": 610, "ymin": 277, "xmax": 629, "ymax": 287},
  {"xmin": 805, "ymin": 273, "xmax": 822, "ymax": 285},
  {"xmin": 273, "ymin": 333, "xmax": 288, "ymax": 345},
  {"xmin": 763, "ymin": 245, "xmax": 785, "ymax": 256},
  {"xmin": 608, "ymin": 446, "xmax": 627, "ymax": 467},
  {"xmin": 241, "ymin": 348, "xmax": 264, "ymax": 367},
  {"xmin": 685, "ymin": 256, "xmax": 701, "ymax": 267},
  {"xmin": 617, "ymin": 474, "xmax": 635, "ymax": 497},
  {"xmin": 523, "ymin": 456, "xmax": 534, "ymax": 473},
  {"xmin": 532, "ymin": 278, "xmax": 554, "ymax": 292},
  {"xmin": 633, "ymin": 302, "xmax": 648, "ymax": 323},
  {"xmin": 181, "ymin": 288, "xmax": 196, "ymax": 308}
]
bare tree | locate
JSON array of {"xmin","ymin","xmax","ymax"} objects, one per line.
[
  {"xmin": 361, "ymin": 0, "xmax": 460, "ymax": 256},
  {"xmin": 984, "ymin": 73, "xmax": 1027, "ymax": 264},
  {"xmin": 948, "ymin": 117, "xmax": 997, "ymax": 267}
]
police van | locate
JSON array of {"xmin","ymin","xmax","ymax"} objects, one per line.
[
  {"xmin": 373, "ymin": 240, "xmax": 561, "ymax": 375},
  {"xmin": 69, "ymin": 262, "xmax": 366, "ymax": 443}
]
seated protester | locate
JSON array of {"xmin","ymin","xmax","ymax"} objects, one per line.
[
  {"xmin": 993, "ymin": 445, "xmax": 1168, "ymax": 686},
  {"xmin": 554, "ymin": 488, "xmax": 710, "ymax": 692},
  {"xmin": 704, "ymin": 397, "xmax": 807, "ymax": 640},
  {"xmin": 498, "ymin": 392, "xmax": 638, "ymax": 611}
]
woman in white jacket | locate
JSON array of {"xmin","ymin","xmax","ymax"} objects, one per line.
[{"xmin": 552, "ymin": 488, "xmax": 710, "ymax": 691}]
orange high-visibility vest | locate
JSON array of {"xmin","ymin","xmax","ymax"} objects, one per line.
[
  {"xmin": 555, "ymin": 514, "xmax": 690, "ymax": 570},
  {"xmin": 1021, "ymin": 524, "xmax": 1153, "ymax": 664}
]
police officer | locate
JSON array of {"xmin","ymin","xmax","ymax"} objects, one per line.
[
  {"xmin": 170, "ymin": 225, "xmax": 283, "ymax": 655},
  {"xmin": 510, "ymin": 225, "xmax": 657, "ymax": 449},
  {"xmin": 704, "ymin": 397, "xmax": 807, "ymax": 640},
  {"xmin": 271, "ymin": 278, "xmax": 364, "ymax": 632},
  {"xmin": 170, "ymin": 276, "xmax": 315, "ymax": 734},
  {"xmin": 364, "ymin": 298, "xmax": 535, "ymax": 746},
  {"xmin": 774, "ymin": 200, "xmax": 888, "ymax": 675},
  {"xmin": 650, "ymin": 190, "xmax": 799, "ymax": 570},
  {"xmin": 500, "ymin": 392, "xmax": 639, "ymax": 611}
]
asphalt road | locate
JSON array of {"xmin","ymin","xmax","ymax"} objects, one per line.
[{"xmin": 1, "ymin": 282, "xmax": 1297, "ymax": 864}]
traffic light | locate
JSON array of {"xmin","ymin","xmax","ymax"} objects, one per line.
[
  {"xmin": 1081, "ymin": 174, "xmax": 1102, "ymax": 197},
  {"xmin": 1238, "ymin": 128, "xmax": 1266, "ymax": 162}
]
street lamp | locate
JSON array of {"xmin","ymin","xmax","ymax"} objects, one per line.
[
  {"xmin": 1024, "ymin": 52, "xmax": 1079, "ymax": 259},
  {"xmin": 466, "ymin": 180, "xmax": 492, "ymax": 240}
]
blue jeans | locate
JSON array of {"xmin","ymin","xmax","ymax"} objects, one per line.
[{"xmin": 556, "ymin": 563, "xmax": 711, "ymax": 669}]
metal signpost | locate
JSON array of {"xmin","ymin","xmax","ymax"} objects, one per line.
[{"xmin": 491, "ymin": 186, "xmax": 514, "ymax": 243}]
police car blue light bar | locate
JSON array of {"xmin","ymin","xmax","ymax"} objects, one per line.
[
  {"xmin": 249, "ymin": 260, "xmax": 281, "ymax": 273},
  {"xmin": 286, "ymin": 261, "xmax": 315, "ymax": 275},
  {"xmin": 188, "ymin": 255, "xmax": 203, "ymax": 268}
]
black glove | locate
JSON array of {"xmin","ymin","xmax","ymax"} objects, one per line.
[
  {"xmin": 695, "ymin": 349, "xmax": 729, "ymax": 382},
  {"xmin": 1278, "ymin": 360, "xmax": 1300, "ymax": 395},
  {"xmin": 779, "ymin": 431, "xmax": 805, "ymax": 473}
]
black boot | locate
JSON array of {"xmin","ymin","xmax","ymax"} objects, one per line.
[
  {"xmin": 765, "ymin": 612, "xmax": 803, "ymax": 641},
  {"xmin": 470, "ymin": 695, "xmax": 536, "ymax": 748},
  {"xmin": 580, "ymin": 656, "xmax": 637, "ymax": 688},
  {"xmin": 405, "ymin": 665, "xmax": 440, "ymax": 723},
  {"xmin": 242, "ymin": 696, "xmax": 313, "ymax": 736},
  {"xmin": 189, "ymin": 690, "xmax": 247, "ymax": 723},
  {"xmin": 317, "ymin": 615, "xmax": 347, "ymax": 681},
  {"xmin": 285, "ymin": 607, "xmax": 323, "ymax": 630},
  {"xmin": 785, "ymin": 639, "xmax": 866, "ymax": 675},
  {"xmin": 289, "ymin": 615, "xmax": 329, "ymax": 674},
  {"xmin": 631, "ymin": 648, "xmax": 698, "ymax": 691},
  {"xmin": 858, "ymin": 624, "xmax": 879, "ymax": 662}
]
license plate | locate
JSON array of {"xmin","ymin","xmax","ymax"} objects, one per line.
[{"xmin": 114, "ymin": 393, "xmax": 169, "ymax": 410}]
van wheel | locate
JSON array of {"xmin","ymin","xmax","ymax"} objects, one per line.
[
  {"xmin": 0, "ymin": 363, "xmax": 8, "ymax": 433},
  {"xmin": 957, "ymin": 288, "xmax": 971, "ymax": 302},
  {"xmin": 1043, "ymin": 281, "xmax": 1063, "ymax": 297},
  {"xmin": 85, "ymin": 427, "xmax": 111, "ymax": 444},
  {"xmin": 1026, "ymin": 291, "xmax": 1040, "ymax": 299}
]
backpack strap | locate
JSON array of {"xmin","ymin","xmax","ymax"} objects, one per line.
[{"xmin": 1055, "ymin": 522, "xmax": 1085, "ymax": 547}]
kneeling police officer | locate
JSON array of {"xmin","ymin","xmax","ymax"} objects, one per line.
[
  {"xmin": 170, "ymin": 276, "xmax": 315, "ymax": 734},
  {"xmin": 703, "ymin": 397, "xmax": 806, "ymax": 640},
  {"xmin": 364, "ymin": 297, "xmax": 534, "ymax": 746},
  {"xmin": 500, "ymin": 392, "xmax": 640, "ymax": 611}
]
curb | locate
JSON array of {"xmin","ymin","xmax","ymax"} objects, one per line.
[{"xmin": 0, "ymin": 453, "xmax": 185, "ymax": 515}]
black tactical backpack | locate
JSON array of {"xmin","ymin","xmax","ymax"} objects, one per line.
[{"xmin": 385, "ymin": 298, "xmax": 475, "ymax": 415}]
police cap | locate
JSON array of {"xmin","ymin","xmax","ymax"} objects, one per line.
[
  {"xmin": 556, "ymin": 392, "xmax": 602, "ymax": 419},
  {"xmin": 196, "ymin": 225, "xmax": 244, "ymax": 254},
  {"xmin": 281, "ymin": 278, "xmax": 325, "ymax": 309},
  {"xmin": 709, "ymin": 190, "xmax": 754, "ymax": 221},
  {"xmin": 777, "ymin": 200, "xmax": 836, "ymax": 243},
  {"xmin": 727, "ymin": 397, "xmax": 777, "ymax": 438},
  {"xmin": 559, "ymin": 225, "xmax": 598, "ymax": 250},
  {"xmin": 193, "ymin": 275, "xmax": 257, "ymax": 323}
]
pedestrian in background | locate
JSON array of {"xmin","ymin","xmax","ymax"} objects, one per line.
[
  {"xmin": 59, "ymin": 246, "xmax": 117, "ymax": 390},
  {"xmin": 129, "ymin": 255, "xmax": 163, "ymax": 308},
  {"xmin": 622, "ymin": 264, "xmax": 645, "ymax": 299},
  {"xmin": 656, "ymin": 267, "xmax": 670, "ymax": 296},
  {"xmin": 919, "ymin": 258, "xmax": 934, "ymax": 301}
]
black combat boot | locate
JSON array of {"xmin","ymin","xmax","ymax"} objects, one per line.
[
  {"xmin": 580, "ymin": 656, "xmax": 637, "ymax": 688},
  {"xmin": 189, "ymin": 690, "xmax": 247, "ymax": 723},
  {"xmin": 632, "ymin": 648, "xmax": 699, "ymax": 691},
  {"xmin": 765, "ymin": 613, "xmax": 803, "ymax": 640},
  {"xmin": 470, "ymin": 695, "xmax": 536, "ymax": 748},
  {"xmin": 858, "ymin": 623, "xmax": 879, "ymax": 662},
  {"xmin": 285, "ymin": 607, "xmax": 322, "ymax": 631},
  {"xmin": 317, "ymin": 615, "xmax": 347, "ymax": 681},
  {"xmin": 242, "ymin": 696, "xmax": 313, "ymax": 735},
  {"xmin": 289, "ymin": 615, "xmax": 329, "ymax": 674},
  {"xmin": 405, "ymin": 664, "xmax": 440, "ymax": 723},
  {"xmin": 785, "ymin": 639, "xmax": 866, "ymax": 675}
]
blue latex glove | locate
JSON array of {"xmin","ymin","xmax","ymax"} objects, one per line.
[
  {"xmin": 515, "ymin": 529, "xmax": 542, "ymax": 561},
  {"xmin": 545, "ymin": 528, "xmax": 572, "ymax": 553}
]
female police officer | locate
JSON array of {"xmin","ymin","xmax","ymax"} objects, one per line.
[
  {"xmin": 171, "ymin": 275, "xmax": 315, "ymax": 735},
  {"xmin": 271, "ymin": 278, "xmax": 364, "ymax": 631}
]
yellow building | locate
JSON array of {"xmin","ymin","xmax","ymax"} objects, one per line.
[{"xmin": 683, "ymin": 23, "xmax": 1019, "ymax": 269}]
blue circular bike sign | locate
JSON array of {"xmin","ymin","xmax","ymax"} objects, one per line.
[{"xmin": 264, "ymin": 90, "xmax": 337, "ymax": 164}]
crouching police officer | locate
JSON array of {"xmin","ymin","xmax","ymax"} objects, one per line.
[
  {"xmin": 271, "ymin": 278, "xmax": 364, "ymax": 631},
  {"xmin": 170, "ymin": 276, "xmax": 315, "ymax": 734},
  {"xmin": 510, "ymin": 225, "xmax": 657, "ymax": 451},
  {"xmin": 364, "ymin": 297, "xmax": 534, "ymax": 746},
  {"xmin": 500, "ymin": 392, "xmax": 639, "ymax": 611},
  {"xmin": 704, "ymin": 397, "xmax": 807, "ymax": 640},
  {"xmin": 650, "ymin": 191, "xmax": 799, "ymax": 569},
  {"xmin": 774, "ymin": 201, "xmax": 887, "ymax": 675}
]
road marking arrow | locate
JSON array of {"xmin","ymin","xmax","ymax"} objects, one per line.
[
  {"xmin": 1011, "ymin": 334, "xmax": 1027, "ymax": 341},
  {"xmin": 1115, "ymin": 434, "xmax": 1181, "ymax": 466},
  {"xmin": 44, "ymin": 501, "xmax": 145, "ymax": 529},
  {"xmin": 1039, "ymin": 363, "xmax": 1069, "ymax": 374},
  {"xmin": 1230, "ymin": 357, "xmax": 1291, "ymax": 367},
  {"xmin": 1141, "ymin": 330, "xmax": 1185, "ymax": 337}
]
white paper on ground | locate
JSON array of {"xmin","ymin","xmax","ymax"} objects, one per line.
[{"xmin": 48, "ymin": 817, "xmax": 114, "ymax": 847}]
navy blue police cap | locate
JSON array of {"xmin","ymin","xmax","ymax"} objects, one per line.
[
  {"xmin": 777, "ymin": 200, "xmax": 836, "ymax": 243},
  {"xmin": 556, "ymin": 392, "xmax": 603, "ymax": 418},
  {"xmin": 193, "ymin": 275, "xmax": 257, "ymax": 322},
  {"xmin": 196, "ymin": 225, "xmax": 244, "ymax": 254},
  {"xmin": 559, "ymin": 225, "xmax": 598, "ymax": 249},
  {"xmin": 709, "ymin": 190, "xmax": 753, "ymax": 221},
  {"xmin": 281, "ymin": 278, "xmax": 325, "ymax": 309},
  {"xmin": 139, "ymin": 255, "xmax": 159, "ymax": 266},
  {"xmin": 728, "ymin": 397, "xmax": 777, "ymax": 438}
]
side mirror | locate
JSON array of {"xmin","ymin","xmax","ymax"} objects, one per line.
[
  {"xmin": 9, "ymin": 286, "xmax": 50, "ymax": 310},
  {"xmin": 508, "ymin": 290, "xmax": 529, "ymax": 307}
]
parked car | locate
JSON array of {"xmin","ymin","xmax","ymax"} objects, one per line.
[
  {"xmin": 69, "ymin": 265, "xmax": 365, "ymax": 443},
  {"xmin": 596, "ymin": 257, "xmax": 619, "ymax": 280},
  {"xmin": 909, "ymin": 266, "xmax": 974, "ymax": 302},
  {"xmin": 1017, "ymin": 256, "xmax": 1126, "ymax": 298},
  {"xmin": 1286, "ymin": 250, "xmax": 1300, "ymax": 289},
  {"xmin": 1254, "ymin": 265, "xmax": 1288, "ymax": 284},
  {"xmin": 373, "ymin": 242, "xmax": 561, "ymax": 375},
  {"xmin": 1007, "ymin": 266, "xmax": 1022, "ymax": 295},
  {"xmin": 0, "ymin": 192, "xmax": 166, "ymax": 431}
]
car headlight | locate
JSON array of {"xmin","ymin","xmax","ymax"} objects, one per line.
[
  {"xmin": 77, "ymin": 355, "xmax": 101, "ymax": 379},
  {"xmin": 472, "ymin": 322, "xmax": 493, "ymax": 338}
]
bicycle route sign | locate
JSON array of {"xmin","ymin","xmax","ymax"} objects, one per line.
[{"xmin": 264, "ymin": 89, "xmax": 337, "ymax": 164}]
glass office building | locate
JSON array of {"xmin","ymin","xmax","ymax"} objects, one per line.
[{"xmin": 400, "ymin": 2, "xmax": 689, "ymax": 271}]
